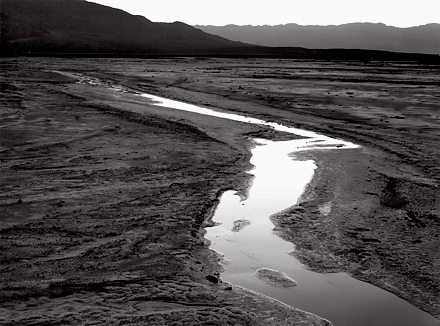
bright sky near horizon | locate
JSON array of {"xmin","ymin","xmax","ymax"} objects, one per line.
[{"xmin": 88, "ymin": 0, "xmax": 438, "ymax": 27}]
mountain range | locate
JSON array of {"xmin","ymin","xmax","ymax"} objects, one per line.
[
  {"xmin": 1, "ymin": 0, "xmax": 439, "ymax": 61},
  {"xmin": 195, "ymin": 23, "xmax": 440, "ymax": 55},
  {"xmin": 0, "ymin": 0, "xmax": 249, "ymax": 54}
]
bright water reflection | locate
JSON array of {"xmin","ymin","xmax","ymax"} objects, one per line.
[
  {"xmin": 141, "ymin": 94, "xmax": 356, "ymax": 148},
  {"xmin": 139, "ymin": 93, "xmax": 440, "ymax": 326},
  {"xmin": 57, "ymin": 71, "xmax": 439, "ymax": 326}
]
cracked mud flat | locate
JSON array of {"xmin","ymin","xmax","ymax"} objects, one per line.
[{"xmin": 1, "ymin": 57, "xmax": 439, "ymax": 325}]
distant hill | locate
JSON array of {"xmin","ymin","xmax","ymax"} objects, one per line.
[
  {"xmin": 0, "ymin": 0, "xmax": 250, "ymax": 54},
  {"xmin": 1, "ymin": 1, "xmax": 439, "ymax": 62},
  {"xmin": 195, "ymin": 23, "xmax": 440, "ymax": 55}
]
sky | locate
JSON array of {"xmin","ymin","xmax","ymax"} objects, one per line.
[{"xmin": 88, "ymin": 0, "xmax": 438, "ymax": 27}]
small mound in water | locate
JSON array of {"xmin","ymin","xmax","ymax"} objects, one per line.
[
  {"xmin": 231, "ymin": 219, "xmax": 251, "ymax": 232},
  {"xmin": 256, "ymin": 268, "xmax": 297, "ymax": 288}
]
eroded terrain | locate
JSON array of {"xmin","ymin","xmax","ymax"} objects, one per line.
[{"xmin": 1, "ymin": 57, "xmax": 439, "ymax": 324}]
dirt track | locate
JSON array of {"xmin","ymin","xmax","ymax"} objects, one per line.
[{"xmin": 1, "ymin": 57, "xmax": 439, "ymax": 324}]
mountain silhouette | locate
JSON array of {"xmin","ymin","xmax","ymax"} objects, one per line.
[
  {"xmin": 195, "ymin": 23, "xmax": 440, "ymax": 55},
  {"xmin": 0, "ymin": 0, "xmax": 250, "ymax": 54},
  {"xmin": 1, "ymin": 0, "xmax": 439, "ymax": 62}
]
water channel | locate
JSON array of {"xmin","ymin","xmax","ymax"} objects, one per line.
[
  {"xmin": 139, "ymin": 94, "xmax": 439, "ymax": 326},
  {"xmin": 60, "ymin": 72, "xmax": 439, "ymax": 326}
]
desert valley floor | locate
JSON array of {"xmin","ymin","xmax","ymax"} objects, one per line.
[{"xmin": 1, "ymin": 57, "xmax": 439, "ymax": 325}]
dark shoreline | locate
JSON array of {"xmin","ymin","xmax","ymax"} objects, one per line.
[{"xmin": 3, "ymin": 47, "xmax": 440, "ymax": 65}]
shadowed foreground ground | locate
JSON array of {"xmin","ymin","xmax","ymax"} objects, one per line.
[{"xmin": 1, "ymin": 57, "xmax": 439, "ymax": 324}]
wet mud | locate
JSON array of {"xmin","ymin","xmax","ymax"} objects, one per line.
[{"xmin": 1, "ymin": 57, "xmax": 439, "ymax": 324}]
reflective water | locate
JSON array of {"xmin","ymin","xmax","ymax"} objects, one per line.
[
  {"xmin": 58, "ymin": 71, "xmax": 438, "ymax": 326},
  {"xmin": 139, "ymin": 93, "xmax": 440, "ymax": 326},
  {"xmin": 209, "ymin": 189, "xmax": 440, "ymax": 326}
]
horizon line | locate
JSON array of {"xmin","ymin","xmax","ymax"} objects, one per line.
[{"xmin": 191, "ymin": 22, "xmax": 439, "ymax": 28}]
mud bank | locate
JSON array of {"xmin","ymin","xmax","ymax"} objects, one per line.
[
  {"xmin": 0, "ymin": 58, "xmax": 331, "ymax": 326},
  {"xmin": 115, "ymin": 57, "xmax": 439, "ymax": 319},
  {"xmin": 1, "ymin": 57, "xmax": 439, "ymax": 324}
]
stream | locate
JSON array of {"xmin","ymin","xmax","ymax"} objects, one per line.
[
  {"xmin": 59, "ymin": 71, "xmax": 439, "ymax": 326},
  {"xmin": 140, "ymin": 94, "xmax": 439, "ymax": 326}
]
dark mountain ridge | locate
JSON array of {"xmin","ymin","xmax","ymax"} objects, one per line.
[
  {"xmin": 1, "ymin": 0, "xmax": 439, "ymax": 63},
  {"xmin": 0, "ymin": 0, "xmax": 250, "ymax": 54},
  {"xmin": 195, "ymin": 23, "xmax": 440, "ymax": 55}
]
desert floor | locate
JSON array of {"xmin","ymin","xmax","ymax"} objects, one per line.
[{"xmin": 1, "ymin": 57, "xmax": 439, "ymax": 325}]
